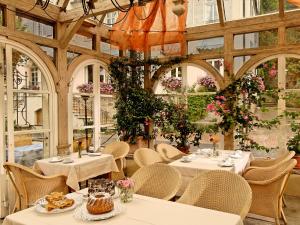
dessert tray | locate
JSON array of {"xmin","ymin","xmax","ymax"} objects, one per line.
[
  {"xmin": 35, "ymin": 193, "xmax": 82, "ymax": 214},
  {"xmin": 73, "ymin": 202, "xmax": 125, "ymax": 221}
]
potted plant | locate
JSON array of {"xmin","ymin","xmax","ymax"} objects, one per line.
[
  {"xmin": 109, "ymin": 55, "xmax": 166, "ymax": 154},
  {"xmin": 156, "ymin": 102, "xmax": 207, "ymax": 154}
]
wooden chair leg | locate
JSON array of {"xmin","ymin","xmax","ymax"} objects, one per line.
[
  {"xmin": 281, "ymin": 209, "xmax": 287, "ymax": 225},
  {"xmin": 275, "ymin": 217, "xmax": 281, "ymax": 225},
  {"xmin": 282, "ymin": 196, "xmax": 287, "ymax": 208}
]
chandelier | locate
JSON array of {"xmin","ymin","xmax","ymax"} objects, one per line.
[{"xmin": 35, "ymin": 0, "xmax": 184, "ymax": 23}]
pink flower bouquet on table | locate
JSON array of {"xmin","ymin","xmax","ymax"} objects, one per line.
[{"xmin": 116, "ymin": 178, "xmax": 134, "ymax": 203}]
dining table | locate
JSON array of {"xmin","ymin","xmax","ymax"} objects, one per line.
[
  {"xmin": 33, "ymin": 153, "xmax": 119, "ymax": 191},
  {"xmin": 169, "ymin": 150, "xmax": 253, "ymax": 195},
  {"xmin": 2, "ymin": 188, "xmax": 244, "ymax": 225}
]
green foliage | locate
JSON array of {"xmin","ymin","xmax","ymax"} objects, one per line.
[
  {"xmin": 187, "ymin": 95, "xmax": 213, "ymax": 122},
  {"xmin": 260, "ymin": 0, "xmax": 278, "ymax": 14},
  {"xmin": 109, "ymin": 54, "xmax": 185, "ymax": 143},
  {"xmin": 285, "ymin": 111, "xmax": 300, "ymax": 155}
]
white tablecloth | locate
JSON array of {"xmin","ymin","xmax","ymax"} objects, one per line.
[
  {"xmin": 3, "ymin": 190, "xmax": 243, "ymax": 225},
  {"xmin": 169, "ymin": 150, "xmax": 253, "ymax": 195},
  {"xmin": 33, "ymin": 153, "xmax": 119, "ymax": 191}
]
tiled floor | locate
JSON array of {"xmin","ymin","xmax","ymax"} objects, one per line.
[{"xmin": 244, "ymin": 195, "xmax": 300, "ymax": 225}]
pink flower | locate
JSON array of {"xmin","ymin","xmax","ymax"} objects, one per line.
[
  {"xmin": 206, "ymin": 103, "xmax": 216, "ymax": 112},
  {"xmin": 268, "ymin": 69, "xmax": 277, "ymax": 78},
  {"xmin": 219, "ymin": 96, "xmax": 226, "ymax": 101},
  {"xmin": 243, "ymin": 115, "xmax": 249, "ymax": 121}
]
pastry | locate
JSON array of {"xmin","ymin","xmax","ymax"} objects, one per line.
[
  {"xmin": 86, "ymin": 192, "xmax": 114, "ymax": 215},
  {"xmin": 44, "ymin": 192, "xmax": 74, "ymax": 211}
]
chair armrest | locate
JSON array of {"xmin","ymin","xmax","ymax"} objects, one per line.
[{"xmin": 250, "ymin": 158, "xmax": 275, "ymax": 167}]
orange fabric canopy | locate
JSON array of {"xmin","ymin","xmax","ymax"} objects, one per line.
[
  {"xmin": 288, "ymin": 0, "xmax": 300, "ymax": 7},
  {"xmin": 109, "ymin": 0, "xmax": 187, "ymax": 56}
]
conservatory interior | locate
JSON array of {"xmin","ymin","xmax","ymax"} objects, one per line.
[{"xmin": 0, "ymin": 0, "xmax": 300, "ymax": 225}]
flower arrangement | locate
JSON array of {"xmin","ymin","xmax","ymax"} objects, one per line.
[
  {"xmin": 198, "ymin": 77, "xmax": 217, "ymax": 91},
  {"xmin": 210, "ymin": 134, "xmax": 220, "ymax": 156},
  {"xmin": 209, "ymin": 134, "xmax": 220, "ymax": 144},
  {"xmin": 77, "ymin": 82, "xmax": 93, "ymax": 93},
  {"xmin": 116, "ymin": 178, "xmax": 134, "ymax": 203},
  {"xmin": 100, "ymin": 82, "xmax": 114, "ymax": 95},
  {"xmin": 161, "ymin": 77, "xmax": 182, "ymax": 91},
  {"xmin": 76, "ymin": 82, "xmax": 114, "ymax": 94}
]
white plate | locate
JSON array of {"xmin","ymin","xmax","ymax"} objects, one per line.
[
  {"xmin": 63, "ymin": 159, "xmax": 74, "ymax": 164},
  {"xmin": 229, "ymin": 154, "xmax": 242, "ymax": 159},
  {"xmin": 73, "ymin": 202, "xmax": 124, "ymax": 221},
  {"xmin": 88, "ymin": 152, "xmax": 102, "ymax": 156},
  {"xmin": 35, "ymin": 194, "xmax": 82, "ymax": 214},
  {"xmin": 49, "ymin": 158, "xmax": 63, "ymax": 163},
  {"xmin": 219, "ymin": 162, "xmax": 234, "ymax": 167}
]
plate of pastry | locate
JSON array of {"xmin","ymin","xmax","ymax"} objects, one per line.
[
  {"xmin": 35, "ymin": 192, "xmax": 82, "ymax": 214},
  {"xmin": 73, "ymin": 192, "xmax": 124, "ymax": 221}
]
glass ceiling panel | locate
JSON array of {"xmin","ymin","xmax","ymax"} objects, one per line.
[
  {"xmin": 187, "ymin": 0, "xmax": 219, "ymax": 28},
  {"xmin": 224, "ymin": 0, "xmax": 279, "ymax": 21}
]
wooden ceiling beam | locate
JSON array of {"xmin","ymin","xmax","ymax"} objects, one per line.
[
  {"xmin": 216, "ymin": 0, "xmax": 225, "ymax": 26},
  {"xmin": 186, "ymin": 9, "xmax": 300, "ymax": 41},
  {"xmin": 0, "ymin": 0, "xmax": 60, "ymax": 21},
  {"xmin": 60, "ymin": 17, "xmax": 85, "ymax": 48},
  {"xmin": 59, "ymin": 0, "xmax": 153, "ymax": 22},
  {"xmin": 279, "ymin": 0, "xmax": 285, "ymax": 18},
  {"xmin": 60, "ymin": 0, "xmax": 71, "ymax": 12}
]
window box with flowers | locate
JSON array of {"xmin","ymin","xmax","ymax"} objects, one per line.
[{"xmin": 161, "ymin": 77, "xmax": 182, "ymax": 92}]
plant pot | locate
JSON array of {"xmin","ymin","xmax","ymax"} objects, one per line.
[
  {"xmin": 127, "ymin": 136, "xmax": 149, "ymax": 156},
  {"xmin": 177, "ymin": 145, "xmax": 190, "ymax": 154},
  {"xmin": 293, "ymin": 155, "xmax": 300, "ymax": 169}
]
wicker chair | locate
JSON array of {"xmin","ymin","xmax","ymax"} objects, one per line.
[
  {"xmin": 133, "ymin": 148, "xmax": 163, "ymax": 168},
  {"xmin": 249, "ymin": 151, "xmax": 295, "ymax": 167},
  {"xmin": 3, "ymin": 162, "xmax": 68, "ymax": 212},
  {"xmin": 131, "ymin": 163, "xmax": 181, "ymax": 200},
  {"xmin": 243, "ymin": 159, "xmax": 297, "ymax": 225},
  {"xmin": 244, "ymin": 151, "xmax": 295, "ymax": 175},
  {"xmin": 156, "ymin": 143, "xmax": 186, "ymax": 163},
  {"xmin": 102, "ymin": 141, "xmax": 130, "ymax": 180},
  {"xmin": 177, "ymin": 170, "xmax": 252, "ymax": 219}
]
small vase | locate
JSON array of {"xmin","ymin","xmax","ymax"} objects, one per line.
[{"xmin": 119, "ymin": 187, "xmax": 133, "ymax": 203}]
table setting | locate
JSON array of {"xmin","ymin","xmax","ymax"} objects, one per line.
[
  {"xmin": 3, "ymin": 177, "xmax": 244, "ymax": 225},
  {"xmin": 169, "ymin": 148, "xmax": 253, "ymax": 195},
  {"xmin": 33, "ymin": 152, "xmax": 119, "ymax": 191}
]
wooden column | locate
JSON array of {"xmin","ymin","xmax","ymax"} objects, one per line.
[
  {"xmin": 56, "ymin": 22, "xmax": 71, "ymax": 155},
  {"xmin": 223, "ymin": 32, "xmax": 235, "ymax": 150},
  {"xmin": 144, "ymin": 49, "xmax": 152, "ymax": 91},
  {"xmin": 5, "ymin": 6, "xmax": 15, "ymax": 30}
]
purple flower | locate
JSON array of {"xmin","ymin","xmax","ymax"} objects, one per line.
[
  {"xmin": 161, "ymin": 77, "xmax": 182, "ymax": 91},
  {"xmin": 77, "ymin": 82, "xmax": 93, "ymax": 93},
  {"xmin": 198, "ymin": 77, "xmax": 216, "ymax": 90},
  {"xmin": 100, "ymin": 83, "xmax": 114, "ymax": 94}
]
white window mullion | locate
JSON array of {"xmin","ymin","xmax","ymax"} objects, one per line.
[
  {"xmin": 93, "ymin": 64, "xmax": 101, "ymax": 150},
  {"xmin": 0, "ymin": 43, "xmax": 5, "ymax": 172},
  {"xmin": 6, "ymin": 46, "xmax": 15, "ymax": 163}
]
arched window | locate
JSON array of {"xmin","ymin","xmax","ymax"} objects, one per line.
[
  {"xmin": 70, "ymin": 61, "xmax": 116, "ymax": 153},
  {"xmin": 241, "ymin": 55, "xmax": 300, "ymax": 156},
  {"xmin": 154, "ymin": 63, "xmax": 223, "ymax": 149},
  {"xmin": 0, "ymin": 40, "xmax": 55, "ymax": 167}
]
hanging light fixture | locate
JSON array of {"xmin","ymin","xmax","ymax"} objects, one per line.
[
  {"xmin": 172, "ymin": 0, "xmax": 185, "ymax": 17},
  {"xmin": 36, "ymin": 0, "xmax": 50, "ymax": 10}
]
